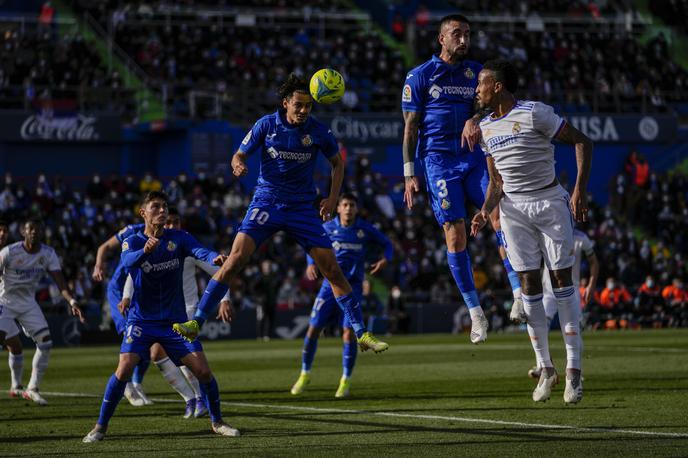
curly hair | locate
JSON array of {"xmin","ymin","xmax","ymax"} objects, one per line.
[{"xmin": 277, "ymin": 73, "xmax": 310, "ymax": 100}]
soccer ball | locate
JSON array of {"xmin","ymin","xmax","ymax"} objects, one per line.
[{"xmin": 309, "ymin": 68, "xmax": 345, "ymax": 104}]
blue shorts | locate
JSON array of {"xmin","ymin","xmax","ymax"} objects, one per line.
[
  {"xmin": 107, "ymin": 286, "xmax": 127, "ymax": 336},
  {"xmin": 120, "ymin": 322, "xmax": 200, "ymax": 366},
  {"xmin": 238, "ymin": 197, "xmax": 333, "ymax": 251},
  {"xmin": 309, "ymin": 281, "xmax": 362, "ymax": 329},
  {"xmin": 422, "ymin": 152, "xmax": 489, "ymax": 225}
]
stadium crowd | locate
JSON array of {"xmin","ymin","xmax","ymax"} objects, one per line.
[
  {"xmin": 0, "ymin": 25, "xmax": 132, "ymax": 116},
  {"xmin": 0, "ymin": 155, "xmax": 686, "ymax": 334}
]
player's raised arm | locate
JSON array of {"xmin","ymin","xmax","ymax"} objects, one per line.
[
  {"xmin": 402, "ymin": 110, "xmax": 421, "ymax": 209},
  {"xmin": 366, "ymin": 223, "xmax": 394, "ymax": 275},
  {"xmin": 471, "ymin": 156, "xmax": 503, "ymax": 236},
  {"xmin": 554, "ymin": 122, "xmax": 593, "ymax": 222},
  {"xmin": 120, "ymin": 236, "xmax": 152, "ymax": 268},
  {"xmin": 321, "ymin": 152, "xmax": 345, "ymax": 221},
  {"xmin": 92, "ymin": 235, "xmax": 120, "ymax": 281}
]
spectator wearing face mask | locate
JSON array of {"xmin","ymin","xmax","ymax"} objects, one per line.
[
  {"xmin": 636, "ymin": 275, "xmax": 662, "ymax": 327},
  {"xmin": 598, "ymin": 277, "xmax": 633, "ymax": 316}
]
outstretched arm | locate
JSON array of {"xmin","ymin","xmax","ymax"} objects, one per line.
[
  {"xmin": 402, "ymin": 110, "xmax": 421, "ymax": 209},
  {"xmin": 555, "ymin": 122, "xmax": 593, "ymax": 222},
  {"xmin": 320, "ymin": 153, "xmax": 345, "ymax": 221},
  {"xmin": 471, "ymin": 156, "xmax": 503, "ymax": 236},
  {"xmin": 93, "ymin": 235, "xmax": 120, "ymax": 281}
]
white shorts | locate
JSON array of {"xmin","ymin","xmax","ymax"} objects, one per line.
[
  {"xmin": 499, "ymin": 184, "xmax": 575, "ymax": 272},
  {"xmin": 0, "ymin": 301, "xmax": 50, "ymax": 341}
]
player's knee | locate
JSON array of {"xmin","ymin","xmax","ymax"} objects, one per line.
[
  {"xmin": 550, "ymin": 268, "xmax": 573, "ymax": 289},
  {"xmin": 6, "ymin": 335, "xmax": 23, "ymax": 354},
  {"xmin": 519, "ymin": 271, "xmax": 542, "ymax": 295},
  {"xmin": 444, "ymin": 220, "xmax": 467, "ymax": 251},
  {"xmin": 193, "ymin": 366, "xmax": 212, "ymax": 383},
  {"xmin": 34, "ymin": 330, "xmax": 53, "ymax": 351}
]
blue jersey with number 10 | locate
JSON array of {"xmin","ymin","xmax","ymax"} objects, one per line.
[{"xmin": 239, "ymin": 110, "xmax": 339, "ymax": 204}]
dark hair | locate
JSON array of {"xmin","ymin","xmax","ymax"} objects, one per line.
[
  {"xmin": 23, "ymin": 217, "xmax": 43, "ymax": 228},
  {"xmin": 278, "ymin": 73, "xmax": 310, "ymax": 100},
  {"xmin": 438, "ymin": 14, "xmax": 471, "ymax": 34},
  {"xmin": 483, "ymin": 58, "xmax": 518, "ymax": 93},
  {"xmin": 141, "ymin": 190, "xmax": 169, "ymax": 207},
  {"xmin": 339, "ymin": 192, "xmax": 358, "ymax": 204},
  {"xmin": 0, "ymin": 219, "xmax": 8, "ymax": 228}
]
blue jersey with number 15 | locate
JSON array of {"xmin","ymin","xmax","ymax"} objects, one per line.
[{"xmin": 238, "ymin": 110, "xmax": 339, "ymax": 204}]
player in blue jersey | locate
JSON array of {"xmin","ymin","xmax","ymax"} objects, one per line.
[
  {"xmin": 172, "ymin": 74, "xmax": 388, "ymax": 354},
  {"xmin": 290, "ymin": 193, "xmax": 393, "ymax": 398},
  {"xmin": 93, "ymin": 223, "xmax": 153, "ymax": 406},
  {"xmin": 401, "ymin": 14, "xmax": 523, "ymax": 343},
  {"xmin": 83, "ymin": 191, "xmax": 239, "ymax": 442}
]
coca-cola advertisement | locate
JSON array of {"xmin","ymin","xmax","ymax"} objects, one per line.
[{"xmin": 0, "ymin": 111, "xmax": 122, "ymax": 142}]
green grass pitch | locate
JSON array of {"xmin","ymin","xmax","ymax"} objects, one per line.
[{"xmin": 2, "ymin": 329, "xmax": 687, "ymax": 457}]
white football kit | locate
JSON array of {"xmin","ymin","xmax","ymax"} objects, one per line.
[
  {"xmin": 480, "ymin": 100, "xmax": 574, "ymax": 272},
  {"xmin": 542, "ymin": 229, "xmax": 595, "ymax": 318},
  {"xmin": 0, "ymin": 242, "xmax": 61, "ymax": 340}
]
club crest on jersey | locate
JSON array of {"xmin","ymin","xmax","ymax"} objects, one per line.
[
  {"xmin": 512, "ymin": 122, "xmax": 522, "ymax": 134},
  {"xmin": 402, "ymin": 84, "xmax": 412, "ymax": 102},
  {"xmin": 167, "ymin": 241, "xmax": 177, "ymax": 252},
  {"xmin": 441, "ymin": 199, "xmax": 451, "ymax": 210},
  {"xmin": 357, "ymin": 229, "xmax": 365, "ymax": 239},
  {"xmin": 126, "ymin": 336, "xmax": 133, "ymax": 344},
  {"xmin": 464, "ymin": 67, "xmax": 475, "ymax": 79},
  {"xmin": 301, "ymin": 134, "xmax": 313, "ymax": 147},
  {"xmin": 122, "ymin": 241, "xmax": 130, "ymax": 251}
]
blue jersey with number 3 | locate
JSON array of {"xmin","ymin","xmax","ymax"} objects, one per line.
[
  {"xmin": 401, "ymin": 55, "xmax": 482, "ymax": 158},
  {"xmin": 239, "ymin": 110, "xmax": 339, "ymax": 204}
]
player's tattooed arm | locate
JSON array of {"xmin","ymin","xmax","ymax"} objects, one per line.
[
  {"xmin": 555, "ymin": 122, "xmax": 593, "ymax": 222},
  {"xmin": 471, "ymin": 156, "xmax": 503, "ymax": 236},
  {"xmin": 402, "ymin": 111, "xmax": 421, "ymax": 209}
]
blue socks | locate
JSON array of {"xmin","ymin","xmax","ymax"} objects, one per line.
[
  {"xmin": 199, "ymin": 377, "xmax": 222, "ymax": 424},
  {"xmin": 447, "ymin": 250, "xmax": 481, "ymax": 309},
  {"xmin": 132, "ymin": 358, "xmax": 149, "ymax": 384},
  {"xmin": 496, "ymin": 230, "xmax": 522, "ymax": 293},
  {"xmin": 97, "ymin": 374, "xmax": 128, "ymax": 427},
  {"xmin": 335, "ymin": 293, "xmax": 366, "ymax": 338},
  {"xmin": 301, "ymin": 336, "xmax": 318, "ymax": 372},
  {"xmin": 194, "ymin": 279, "xmax": 229, "ymax": 326},
  {"xmin": 342, "ymin": 341, "xmax": 357, "ymax": 378}
]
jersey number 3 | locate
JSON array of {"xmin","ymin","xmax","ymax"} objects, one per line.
[
  {"xmin": 248, "ymin": 208, "xmax": 270, "ymax": 225},
  {"xmin": 436, "ymin": 179, "xmax": 448, "ymax": 198}
]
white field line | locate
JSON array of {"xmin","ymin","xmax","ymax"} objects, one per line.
[{"xmin": 28, "ymin": 390, "xmax": 688, "ymax": 439}]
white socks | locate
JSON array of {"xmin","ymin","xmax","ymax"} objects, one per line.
[
  {"xmin": 179, "ymin": 365, "xmax": 201, "ymax": 399},
  {"xmin": 27, "ymin": 346, "xmax": 50, "ymax": 391},
  {"xmin": 522, "ymin": 293, "xmax": 552, "ymax": 368},
  {"xmin": 154, "ymin": 357, "xmax": 195, "ymax": 402},
  {"xmin": 9, "ymin": 353, "xmax": 24, "ymax": 389},
  {"xmin": 554, "ymin": 286, "xmax": 582, "ymax": 370},
  {"xmin": 468, "ymin": 306, "xmax": 485, "ymax": 321}
]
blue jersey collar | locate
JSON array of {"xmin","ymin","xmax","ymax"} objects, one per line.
[{"xmin": 431, "ymin": 54, "xmax": 465, "ymax": 69}]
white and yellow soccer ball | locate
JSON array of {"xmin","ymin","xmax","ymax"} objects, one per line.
[{"xmin": 309, "ymin": 68, "xmax": 345, "ymax": 104}]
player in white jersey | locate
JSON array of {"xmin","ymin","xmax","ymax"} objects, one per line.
[
  {"xmin": 0, "ymin": 219, "xmax": 84, "ymax": 405},
  {"xmin": 528, "ymin": 229, "xmax": 599, "ymax": 379},
  {"xmin": 120, "ymin": 208, "xmax": 232, "ymax": 418},
  {"xmin": 471, "ymin": 59, "xmax": 592, "ymax": 404},
  {"xmin": 0, "ymin": 219, "xmax": 24, "ymax": 399}
]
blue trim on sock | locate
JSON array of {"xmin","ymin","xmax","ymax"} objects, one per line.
[
  {"xmin": 342, "ymin": 342, "xmax": 357, "ymax": 378},
  {"xmin": 335, "ymin": 293, "xmax": 366, "ymax": 338},
  {"xmin": 97, "ymin": 374, "xmax": 127, "ymax": 427},
  {"xmin": 194, "ymin": 279, "xmax": 229, "ymax": 326},
  {"xmin": 199, "ymin": 377, "xmax": 222, "ymax": 424},
  {"xmin": 495, "ymin": 230, "xmax": 506, "ymax": 248},
  {"xmin": 302, "ymin": 336, "xmax": 318, "ymax": 372},
  {"xmin": 132, "ymin": 359, "xmax": 150, "ymax": 384}
]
